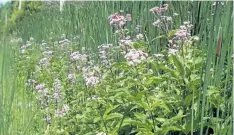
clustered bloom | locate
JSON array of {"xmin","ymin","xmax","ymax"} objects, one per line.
[
  {"xmin": 39, "ymin": 57, "xmax": 50, "ymax": 68},
  {"xmin": 53, "ymin": 78, "xmax": 62, "ymax": 102},
  {"xmin": 173, "ymin": 21, "xmax": 193, "ymax": 41},
  {"xmin": 59, "ymin": 39, "xmax": 70, "ymax": 48},
  {"xmin": 87, "ymin": 95, "xmax": 101, "ymax": 102},
  {"xmin": 98, "ymin": 44, "xmax": 113, "ymax": 66},
  {"xmin": 70, "ymin": 51, "xmax": 88, "ymax": 62},
  {"xmin": 154, "ymin": 53, "xmax": 164, "ymax": 58},
  {"xmin": 35, "ymin": 83, "xmax": 49, "ymax": 105},
  {"xmin": 152, "ymin": 16, "xmax": 172, "ymax": 27},
  {"xmin": 85, "ymin": 76, "xmax": 100, "ymax": 87},
  {"xmin": 20, "ymin": 40, "xmax": 33, "ymax": 54},
  {"xmin": 35, "ymin": 83, "xmax": 46, "ymax": 90},
  {"xmin": 150, "ymin": 4, "xmax": 172, "ymax": 33},
  {"xmin": 38, "ymin": 88, "xmax": 49, "ymax": 97},
  {"xmin": 119, "ymin": 36, "xmax": 134, "ymax": 53},
  {"xmin": 135, "ymin": 33, "xmax": 144, "ymax": 41},
  {"xmin": 42, "ymin": 50, "xmax": 53, "ymax": 57},
  {"xmin": 108, "ymin": 13, "xmax": 132, "ymax": 29},
  {"xmin": 150, "ymin": 4, "xmax": 168, "ymax": 14},
  {"xmin": 124, "ymin": 49, "xmax": 148, "ymax": 66},
  {"xmin": 68, "ymin": 73, "xmax": 76, "ymax": 83},
  {"xmin": 55, "ymin": 104, "xmax": 69, "ymax": 117},
  {"xmin": 82, "ymin": 66, "xmax": 100, "ymax": 87},
  {"xmin": 168, "ymin": 48, "xmax": 179, "ymax": 55},
  {"xmin": 26, "ymin": 79, "xmax": 37, "ymax": 86}
]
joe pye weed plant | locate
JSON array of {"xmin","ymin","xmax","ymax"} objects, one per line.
[{"xmin": 0, "ymin": 1, "xmax": 232, "ymax": 135}]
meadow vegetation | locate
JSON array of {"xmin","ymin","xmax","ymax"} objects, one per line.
[{"xmin": 0, "ymin": 1, "xmax": 233, "ymax": 135}]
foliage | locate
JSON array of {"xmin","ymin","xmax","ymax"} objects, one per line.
[{"xmin": 0, "ymin": 1, "xmax": 233, "ymax": 135}]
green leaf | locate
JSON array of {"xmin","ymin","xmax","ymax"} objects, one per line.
[
  {"xmin": 171, "ymin": 110, "xmax": 186, "ymax": 121},
  {"xmin": 104, "ymin": 105, "xmax": 120, "ymax": 117},
  {"xmin": 171, "ymin": 55, "xmax": 185, "ymax": 78},
  {"xmin": 104, "ymin": 113, "xmax": 123, "ymax": 121},
  {"xmin": 184, "ymin": 94, "xmax": 194, "ymax": 106},
  {"xmin": 161, "ymin": 126, "xmax": 181, "ymax": 134},
  {"xmin": 134, "ymin": 112, "xmax": 147, "ymax": 120},
  {"xmin": 136, "ymin": 102, "xmax": 150, "ymax": 111}
]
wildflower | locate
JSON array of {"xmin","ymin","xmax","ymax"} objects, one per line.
[
  {"xmin": 119, "ymin": 10, "xmax": 124, "ymax": 13},
  {"xmin": 119, "ymin": 38, "xmax": 133, "ymax": 53},
  {"xmin": 53, "ymin": 78, "xmax": 62, "ymax": 92},
  {"xmin": 125, "ymin": 14, "xmax": 132, "ymax": 21},
  {"xmin": 85, "ymin": 76, "xmax": 100, "ymax": 87},
  {"xmin": 61, "ymin": 34, "xmax": 66, "ymax": 39},
  {"xmin": 38, "ymin": 88, "xmax": 49, "ymax": 97},
  {"xmin": 30, "ymin": 37, "xmax": 34, "ymax": 41},
  {"xmin": 42, "ymin": 51, "xmax": 53, "ymax": 57},
  {"xmin": 136, "ymin": 33, "xmax": 144, "ymax": 41},
  {"xmin": 108, "ymin": 13, "xmax": 126, "ymax": 28},
  {"xmin": 68, "ymin": 74, "xmax": 76, "ymax": 83},
  {"xmin": 154, "ymin": 54, "xmax": 164, "ymax": 57},
  {"xmin": 26, "ymin": 79, "xmax": 37, "ymax": 86},
  {"xmin": 35, "ymin": 83, "xmax": 46, "ymax": 90},
  {"xmin": 98, "ymin": 44, "xmax": 113, "ymax": 66},
  {"xmin": 136, "ymin": 25, "xmax": 142, "ymax": 33},
  {"xmin": 39, "ymin": 58, "xmax": 49, "ymax": 68},
  {"xmin": 55, "ymin": 104, "xmax": 70, "ymax": 117},
  {"xmin": 125, "ymin": 49, "xmax": 148, "ymax": 66},
  {"xmin": 87, "ymin": 95, "xmax": 101, "ymax": 101},
  {"xmin": 108, "ymin": 13, "xmax": 132, "ymax": 29},
  {"xmin": 192, "ymin": 36, "xmax": 199, "ymax": 41},
  {"xmin": 45, "ymin": 114, "xmax": 51, "ymax": 122},
  {"xmin": 70, "ymin": 51, "xmax": 88, "ymax": 62},
  {"xmin": 152, "ymin": 19, "xmax": 161, "ymax": 27},
  {"xmin": 166, "ymin": 16, "xmax": 172, "ymax": 21},
  {"xmin": 59, "ymin": 39, "xmax": 70, "ymax": 48},
  {"xmin": 150, "ymin": 4, "xmax": 168, "ymax": 14},
  {"xmin": 173, "ymin": 13, "xmax": 179, "ymax": 16},
  {"xmin": 168, "ymin": 48, "xmax": 178, "ymax": 55},
  {"xmin": 53, "ymin": 79, "xmax": 62, "ymax": 102},
  {"xmin": 175, "ymin": 29, "xmax": 188, "ymax": 39}
]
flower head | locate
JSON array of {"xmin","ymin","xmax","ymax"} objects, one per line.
[{"xmin": 125, "ymin": 49, "xmax": 148, "ymax": 66}]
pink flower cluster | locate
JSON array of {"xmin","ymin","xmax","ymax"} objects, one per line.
[
  {"xmin": 35, "ymin": 83, "xmax": 46, "ymax": 90},
  {"xmin": 98, "ymin": 44, "xmax": 113, "ymax": 66},
  {"xmin": 53, "ymin": 78, "xmax": 62, "ymax": 102},
  {"xmin": 39, "ymin": 57, "xmax": 50, "ymax": 68},
  {"xmin": 108, "ymin": 13, "xmax": 132, "ymax": 29},
  {"xmin": 152, "ymin": 16, "xmax": 172, "ymax": 27},
  {"xmin": 124, "ymin": 49, "xmax": 148, "ymax": 66},
  {"xmin": 174, "ymin": 21, "xmax": 193, "ymax": 40},
  {"xmin": 82, "ymin": 66, "xmax": 100, "ymax": 87},
  {"xmin": 150, "ymin": 4, "xmax": 168, "ymax": 14},
  {"xmin": 70, "ymin": 51, "xmax": 88, "ymax": 62},
  {"xmin": 55, "ymin": 104, "xmax": 69, "ymax": 117},
  {"xmin": 85, "ymin": 76, "xmax": 100, "ymax": 87},
  {"xmin": 59, "ymin": 39, "xmax": 70, "ymax": 48}
]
